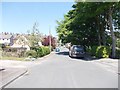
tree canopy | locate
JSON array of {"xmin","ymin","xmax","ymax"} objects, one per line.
[{"xmin": 56, "ymin": 2, "xmax": 120, "ymax": 58}]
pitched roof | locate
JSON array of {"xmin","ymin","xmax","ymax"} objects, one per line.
[{"xmin": 0, "ymin": 34, "xmax": 13, "ymax": 39}]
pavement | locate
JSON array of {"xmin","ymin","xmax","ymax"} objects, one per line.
[
  {"xmin": 0, "ymin": 60, "xmax": 28, "ymax": 89},
  {"xmin": 0, "ymin": 52, "xmax": 54, "ymax": 89},
  {"xmin": 0, "ymin": 48, "xmax": 119, "ymax": 88},
  {"xmin": 0, "ymin": 67, "xmax": 27, "ymax": 89},
  {"xmin": 92, "ymin": 58, "xmax": 118, "ymax": 74}
]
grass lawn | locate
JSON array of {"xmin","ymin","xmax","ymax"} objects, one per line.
[{"xmin": 1, "ymin": 56, "xmax": 26, "ymax": 61}]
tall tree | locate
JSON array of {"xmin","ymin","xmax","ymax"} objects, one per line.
[
  {"xmin": 28, "ymin": 22, "xmax": 42, "ymax": 47},
  {"xmin": 56, "ymin": 2, "xmax": 120, "ymax": 58}
]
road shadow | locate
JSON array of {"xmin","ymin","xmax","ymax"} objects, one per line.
[
  {"xmin": 56, "ymin": 51, "xmax": 100, "ymax": 61},
  {"xmin": 56, "ymin": 51, "xmax": 69, "ymax": 56},
  {"xmin": 82, "ymin": 54, "xmax": 100, "ymax": 61}
]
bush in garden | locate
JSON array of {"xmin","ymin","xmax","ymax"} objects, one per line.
[
  {"xmin": 25, "ymin": 50, "xmax": 37, "ymax": 58},
  {"xmin": 90, "ymin": 46, "xmax": 98, "ymax": 56},
  {"xmin": 46, "ymin": 47, "xmax": 50, "ymax": 54},
  {"xmin": 95, "ymin": 46, "xmax": 111, "ymax": 58},
  {"xmin": 40, "ymin": 46, "xmax": 50, "ymax": 56},
  {"xmin": 116, "ymin": 39, "xmax": 120, "ymax": 48},
  {"xmin": 31, "ymin": 46, "xmax": 50, "ymax": 57},
  {"xmin": 0, "ymin": 44, "xmax": 6, "ymax": 49},
  {"xmin": 116, "ymin": 49, "xmax": 120, "ymax": 59},
  {"xmin": 43, "ymin": 46, "xmax": 50, "ymax": 55},
  {"xmin": 37, "ymin": 47, "xmax": 44, "ymax": 57},
  {"xmin": 95, "ymin": 46, "xmax": 104, "ymax": 58},
  {"xmin": 30, "ymin": 46, "xmax": 43, "ymax": 57}
]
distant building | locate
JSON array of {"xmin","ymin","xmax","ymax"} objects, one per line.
[
  {"xmin": 0, "ymin": 33, "xmax": 14, "ymax": 46},
  {"xmin": 11, "ymin": 35, "xmax": 30, "ymax": 50},
  {"xmin": 42, "ymin": 35, "xmax": 57, "ymax": 48}
]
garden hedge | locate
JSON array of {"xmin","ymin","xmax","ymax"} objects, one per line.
[
  {"xmin": 29, "ymin": 46, "xmax": 50, "ymax": 58},
  {"xmin": 25, "ymin": 50, "xmax": 37, "ymax": 58},
  {"xmin": 87, "ymin": 46, "xmax": 111, "ymax": 58}
]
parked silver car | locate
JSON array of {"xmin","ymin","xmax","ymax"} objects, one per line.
[{"xmin": 69, "ymin": 45, "xmax": 85, "ymax": 58}]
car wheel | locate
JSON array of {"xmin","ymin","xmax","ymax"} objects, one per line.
[
  {"xmin": 69, "ymin": 53, "xmax": 71, "ymax": 57},
  {"xmin": 70, "ymin": 54, "xmax": 74, "ymax": 58}
]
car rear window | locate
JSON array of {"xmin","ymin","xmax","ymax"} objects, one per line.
[{"xmin": 74, "ymin": 46, "xmax": 84, "ymax": 51}]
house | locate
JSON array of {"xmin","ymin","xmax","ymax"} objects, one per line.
[
  {"xmin": 42, "ymin": 35, "xmax": 57, "ymax": 49},
  {"xmin": 0, "ymin": 33, "xmax": 14, "ymax": 46},
  {"xmin": 11, "ymin": 35, "xmax": 30, "ymax": 50}
]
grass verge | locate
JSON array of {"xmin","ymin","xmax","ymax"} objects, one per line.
[{"xmin": 1, "ymin": 56, "xmax": 26, "ymax": 61}]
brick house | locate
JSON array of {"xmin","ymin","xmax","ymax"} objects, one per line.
[{"xmin": 42, "ymin": 35, "xmax": 57, "ymax": 49}]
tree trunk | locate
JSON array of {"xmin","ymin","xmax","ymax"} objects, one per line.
[
  {"xmin": 101, "ymin": 23, "xmax": 106, "ymax": 46},
  {"xmin": 96, "ymin": 16, "xmax": 101, "ymax": 46},
  {"xmin": 108, "ymin": 7, "xmax": 116, "ymax": 58}
]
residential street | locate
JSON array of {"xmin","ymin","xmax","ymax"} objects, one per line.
[
  {"xmin": 1, "ymin": 2, "xmax": 119, "ymax": 89},
  {"xmin": 4, "ymin": 48, "xmax": 118, "ymax": 88}
]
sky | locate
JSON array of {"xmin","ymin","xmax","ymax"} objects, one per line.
[{"xmin": 1, "ymin": 2, "xmax": 74, "ymax": 37}]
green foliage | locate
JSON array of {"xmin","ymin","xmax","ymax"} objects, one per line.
[
  {"xmin": 56, "ymin": 2, "xmax": 119, "ymax": 58},
  {"xmin": 42, "ymin": 46, "xmax": 50, "ymax": 55},
  {"xmin": 25, "ymin": 50, "xmax": 37, "ymax": 58},
  {"xmin": 95, "ymin": 46, "xmax": 111, "ymax": 58},
  {"xmin": 30, "ymin": 46, "xmax": 50, "ymax": 57},
  {"xmin": 89, "ymin": 46, "xmax": 98, "ymax": 56},
  {"xmin": 27, "ymin": 22, "xmax": 43, "ymax": 47},
  {"xmin": 37, "ymin": 47, "xmax": 44, "ymax": 57},
  {"xmin": 0, "ymin": 47, "xmax": 2, "ymax": 51},
  {"xmin": 0, "ymin": 44, "xmax": 6, "ymax": 48},
  {"xmin": 116, "ymin": 49, "xmax": 120, "ymax": 59},
  {"xmin": 88, "ymin": 46, "xmax": 111, "ymax": 58},
  {"xmin": 116, "ymin": 39, "xmax": 120, "ymax": 48}
]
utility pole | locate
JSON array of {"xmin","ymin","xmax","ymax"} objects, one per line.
[{"xmin": 49, "ymin": 26, "xmax": 51, "ymax": 52}]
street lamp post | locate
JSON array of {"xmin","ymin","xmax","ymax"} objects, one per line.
[{"xmin": 49, "ymin": 26, "xmax": 51, "ymax": 52}]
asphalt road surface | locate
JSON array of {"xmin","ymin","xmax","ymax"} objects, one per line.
[{"xmin": 5, "ymin": 47, "xmax": 118, "ymax": 88}]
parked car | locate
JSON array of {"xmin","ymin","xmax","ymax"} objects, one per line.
[
  {"xmin": 69, "ymin": 45, "xmax": 85, "ymax": 58},
  {"xmin": 55, "ymin": 47, "xmax": 60, "ymax": 52}
]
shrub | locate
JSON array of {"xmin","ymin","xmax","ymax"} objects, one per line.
[
  {"xmin": 116, "ymin": 39, "xmax": 120, "ymax": 48},
  {"xmin": 39, "ymin": 46, "xmax": 50, "ymax": 56},
  {"xmin": 90, "ymin": 46, "xmax": 98, "ymax": 56},
  {"xmin": 0, "ymin": 44, "xmax": 6, "ymax": 48},
  {"xmin": 25, "ymin": 50, "xmax": 37, "ymax": 58},
  {"xmin": 30, "ymin": 46, "xmax": 50, "ymax": 57},
  {"xmin": 116, "ymin": 49, "xmax": 120, "ymax": 59},
  {"xmin": 30, "ymin": 46, "xmax": 43, "ymax": 57},
  {"xmin": 43, "ymin": 46, "xmax": 50, "ymax": 55},
  {"xmin": 37, "ymin": 47, "xmax": 44, "ymax": 57},
  {"xmin": 95, "ymin": 46, "xmax": 111, "ymax": 58},
  {"xmin": 88, "ymin": 46, "xmax": 111, "ymax": 58}
]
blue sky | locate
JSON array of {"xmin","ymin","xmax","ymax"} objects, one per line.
[{"xmin": 2, "ymin": 2, "xmax": 74, "ymax": 37}]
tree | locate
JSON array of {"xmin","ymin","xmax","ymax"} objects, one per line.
[
  {"xmin": 28, "ymin": 22, "xmax": 43, "ymax": 47},
  {"xmin": 56, "ymin": 2, "xmax": 120, "ymax": 58}
]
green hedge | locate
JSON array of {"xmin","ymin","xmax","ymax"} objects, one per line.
[
  {"xmin": 25, "ymin": 50, "xmax": 37, "ymax": 58},
  {"xmin": 42, "ymin": 46, "xmax": 50, "ymax": 55},
  {"xmin": 90, "ymin": 46, "xmax": 98, "ymax": 56},
  {"xmin": 29, "ymin": 46, "xmax": 50, "ymax": 58},
  {"xmin": 95, "ymin": 46, "xmax": 111, "ymax": 58},
  {"xmin": 86, "ymin": 46, "xmax": 97, "ymax": 56},
  {"xmin": 116, "ymin": 49, "xmax": 120, "ymax": 59},
  {"xmin": 116, "ymin": 39, "xmax": 120, "ymax": 48},
  {"xmin": 87, "ymin": 46, "xmax": 111, "ymax": 58}
]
